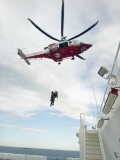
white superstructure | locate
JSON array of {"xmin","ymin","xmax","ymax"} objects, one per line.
[{"xmin": 77, "ymin": 42, "xmax": 120, "ymax": 160}]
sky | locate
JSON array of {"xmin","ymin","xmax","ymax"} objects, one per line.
[{"xmin": 0, "ymin": 0, "xmax": 120, "ymax": 151}]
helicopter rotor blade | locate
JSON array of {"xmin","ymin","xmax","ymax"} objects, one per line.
[
  {"xmin": 61, "ymin": 0, "xmax": 64, "ymax": 39},
  {"xmin": 68, "ymin": 21, "xmax": 98, "ymax": 41},
  {"xmin": 28, "ymin": 18, "xmax": 60, "ymax": 42},
  {"xmin": 76, "ymin": 54, "xmax": 86, "ymax": 60}
]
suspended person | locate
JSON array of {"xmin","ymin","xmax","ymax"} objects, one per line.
[
  {"xmin": 54, "ymin": 90, "xmax": 58, "ymax": 99},
  {"xmin": 50, "ymin": 91, "xmax": 58, "ymax": 106}
]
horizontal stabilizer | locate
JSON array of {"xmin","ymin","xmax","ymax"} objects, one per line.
[{"xmin": 18, "ymin": 48, "xmax": 30, "ymax": 65}]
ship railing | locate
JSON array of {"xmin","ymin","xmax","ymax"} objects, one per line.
[
  {"xmin": 0, "ymin": 153, "xmax": 80, "ymax": 160},
  {"xmin": 47, "ymin": 156, "xmax": 80, "ymax": 160},
  {"xmin": 48, "ymin": 157, "xmax": 80, "ymax": 160},
  {"xmin": 98, "ymin": 129, "xmax": 107, "ymax": 160}
]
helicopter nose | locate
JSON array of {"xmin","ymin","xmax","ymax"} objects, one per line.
[
  {"xmin": 81, "ymin": 42, "xmax": 92, "ymax": 49},
  {"xmin": 87, "ymin": 44, "xmax": 92, "ymax": 48},
  {"xmin": 80, "ymin": 42, "xmax": 92, "ymax": 52}
]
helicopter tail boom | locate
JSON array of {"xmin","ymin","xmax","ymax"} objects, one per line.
[{"xmin": 18, "ymin": 48, "xmax": 31, "ymax": 65}]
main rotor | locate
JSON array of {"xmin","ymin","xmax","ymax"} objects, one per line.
[{"xmin": 28, "ymin": 0, "xmax": 98, "ymax": 42}]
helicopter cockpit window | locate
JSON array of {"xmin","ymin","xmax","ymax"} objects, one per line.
[
  {"xmin": 80, "ymin": 42, "xmax": 85, "ymax": 47},
  {"xmin": 59, "ymin": 42, "xmax": 68, "ymax": 48}
]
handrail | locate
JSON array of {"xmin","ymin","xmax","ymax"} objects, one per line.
[
  {"xmin": 98, "ymin": 129, "xmax": 106, "ymax": 160},
  {"xmin": 98, "ymin": 41, "xmax": 120, "ymax": 120},
  {"xmin": 84, "ymin": 124, "xmax": 86, "ymax": 160}
]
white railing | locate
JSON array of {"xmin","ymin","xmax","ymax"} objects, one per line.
[
  {"xmin": 98, "ymin": 129, "xmax": 106, "ymax": 160},
  {"xmin": 0, "ymin": 153, "xmax": 80, "ymax": 160},
  {"xmin": 0, "ymin": 153, "xmax": 47, "ymax": 160}
]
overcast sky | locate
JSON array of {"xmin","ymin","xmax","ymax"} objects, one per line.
[{"xmin": 0, "ymin": 0, "xmax": 120, "ymax": 151}]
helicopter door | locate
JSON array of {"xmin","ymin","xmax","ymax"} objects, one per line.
[{"xmin": 51, "ymin": 44, "xmax": 58, "ymax": 52}]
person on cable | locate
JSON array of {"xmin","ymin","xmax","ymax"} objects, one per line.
[{"xmin": 50, "ymin": 91, "xmax": 58, "ymax": 106}]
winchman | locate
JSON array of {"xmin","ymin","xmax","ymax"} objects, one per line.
[{"xmin": 50, "ymin": 91, "xmax": 58, "ymax": 106}]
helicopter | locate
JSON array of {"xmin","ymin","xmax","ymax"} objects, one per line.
[{"xmin": 18, "ymin": 0, "xmax": 98, "ymax": 65}]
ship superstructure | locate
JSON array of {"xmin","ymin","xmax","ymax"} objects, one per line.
[{"xmin": 76, "ymin": 42, "xmax": 120, "ymax": 160}]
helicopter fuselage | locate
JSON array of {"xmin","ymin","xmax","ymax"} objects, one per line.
[{"xmin": 24, "ymin": 40, "xmax": 92, "ymax": 63}]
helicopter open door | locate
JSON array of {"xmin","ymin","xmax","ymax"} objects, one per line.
[{"xmin": 48, "ymin": 44, "xmax": 58, "ymax": 52}]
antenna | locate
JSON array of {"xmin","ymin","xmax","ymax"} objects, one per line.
[{"xmin": 88, "ymin": 73, "xmax": 99, "ymax": 119}]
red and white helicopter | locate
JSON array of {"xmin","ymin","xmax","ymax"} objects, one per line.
[{"xmin": 18, "ymin": 0, "xmax": 98, "ymax": 65}]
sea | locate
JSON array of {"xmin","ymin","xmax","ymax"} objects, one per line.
[{"xmin": 0, "ymin": 146, "xmax": 80, "ymax": 159}]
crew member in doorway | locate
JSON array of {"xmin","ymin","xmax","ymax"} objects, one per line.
[{"xmin": 50, "ymin": 91, "xmax": 58, "ymax": 106}]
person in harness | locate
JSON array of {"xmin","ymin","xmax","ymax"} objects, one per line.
[{"xmin": 50, "ymin": 91, "xmax": 58, "ymax": 106}]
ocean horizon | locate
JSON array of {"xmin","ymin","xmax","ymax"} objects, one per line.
[{"xmin": 0, "ymin": 146, "xmax": 80, "ymax": 159}]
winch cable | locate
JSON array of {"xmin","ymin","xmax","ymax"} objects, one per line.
[
  {"xmin": 88, "ymin": 73, "xmax": 99, "ymax": 121},
  {"xmin": 88, "ymin": 92, "xmax": 97, "ymax": 128},
  {"xmin": 54, "ymin": 66, "xmax": 60, "ymax": 91}
]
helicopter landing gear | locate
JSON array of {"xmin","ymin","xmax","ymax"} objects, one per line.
[
  {"xmin": 44, "ymin": 47, "xmax": 48, "ymax": 50},
  {"xmin": 57, "ymin": 59, "xmax": 62, "ymax": 65},
  {"xmin": 71, "ymin": 56, "xmax": 75, "ymax": 60}
]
